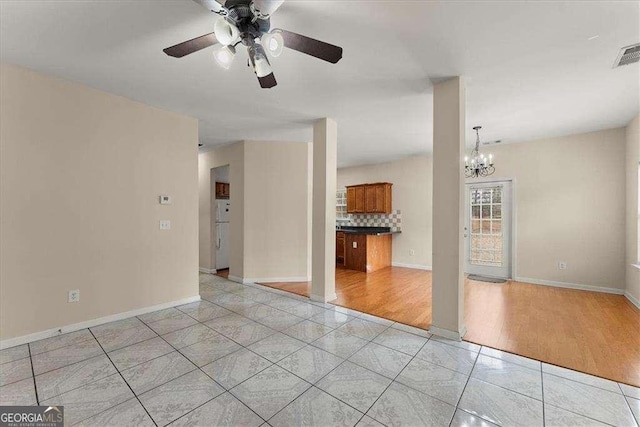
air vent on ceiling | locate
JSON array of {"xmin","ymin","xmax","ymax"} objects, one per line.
[{"xmin": 613, "ymin": 43, "xmax": 640, "ymax": 67}]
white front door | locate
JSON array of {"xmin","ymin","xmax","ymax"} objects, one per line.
[{"xmin": 464, "ymin": 181, "xmax": 512, "ymax": 279}]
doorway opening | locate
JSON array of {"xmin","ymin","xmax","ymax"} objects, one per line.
[
  {"xmin": 213, "ymin": 165, "xmax": 230, "ymax": 274},
  {"xmin": 464, "ymin": 180, "xmax": 513, "ymax": 280}
]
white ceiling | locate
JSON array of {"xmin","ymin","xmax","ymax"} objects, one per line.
[{"xmin": 1, "ymin": 0, "xmax": 638, "ymax": 167}]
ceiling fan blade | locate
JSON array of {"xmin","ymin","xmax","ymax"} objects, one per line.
[
  {"xmin": 163, "ymin": 32, "xmax": 218, "ymax": 58},
  {"xmin": 273, "ymin": 29, "xmax": 343, "ymax": 64},
  {"xmin": 191, "ymin": 0, "xmax": 226, "ymax": 13},
  {"xmin": 258, "ymin": 73, "xmax": 277, "ymax": 89}
]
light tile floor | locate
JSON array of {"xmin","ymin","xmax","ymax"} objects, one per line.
[{"xmin": 0, "ymin": 273, "xmax": 638, "ymax": 426}]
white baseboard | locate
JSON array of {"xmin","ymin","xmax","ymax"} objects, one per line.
[
  {"xmin": 625, "ymin": 291, "xmax": 640, "ymax": 309},
  {"xmin": 199, "ymin": 267, "xmax": 216, "ymax": 274},
  {"xmin": 228, "ymin": 275, "xmax": 310, "ymax": 285},
  {"xmin": 428, "ymin": 325, "xmax": 467, "ymax": 341},
  {"xmin": 515, "ymin": 277, "xmax": 624, "ymax": 295},
  {"xmin": 251, "ymin": 276, "xmax": 310, "ymax": 284},
  {"xmin": 392, "ymin": 262, "xmax": 432, "ymax": 271},
  {"xmin": 310, "ymin": 293, "xmax": 338, "ymax": 303},
  {"xmin": 0, "ymin": 295, "xmax": 201, "ymax": 350}
]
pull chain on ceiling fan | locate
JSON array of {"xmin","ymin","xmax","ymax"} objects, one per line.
[{"xmin": 163, "ymin": 0, "xmax": 344, "ymax": 89}]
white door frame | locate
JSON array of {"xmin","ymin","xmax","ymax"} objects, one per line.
[{"xmin": 464, "ymin": 177, "xmax": 516, "ymax": 279}]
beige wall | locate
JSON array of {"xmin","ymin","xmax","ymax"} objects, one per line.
[
  {"xmin": 0, "ymin": 64, "xmax": 199, "ymax": 340},
  {"xmin": 626, "ymin": 114, "xmax": 640, "ymax": 305},
  {"xmin": 338, "ymin": 156, "xmax": 434, "ymax": 269},
  {"xmin": 198, "ymin": 140, "xmax": 311, "ymax": 282},
  {"xmin": 338, "ymin": 127, "xmax": 627, "ymax": 291},
  {"xmin": 243, "ymin": 141, "xmax": 311, "ymax": 281}
]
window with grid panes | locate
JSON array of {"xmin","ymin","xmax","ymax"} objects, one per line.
[{"xmin": 470, "ymin": 185, "xmax": 504, "ymax": 267}]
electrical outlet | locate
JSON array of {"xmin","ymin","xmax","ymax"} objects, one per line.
[
  {"xmin": 410, "ymin": 249, "xmax": 415, "ymax": 256},
  {"xmin": 558, "ymin": 262, "xmax": 567, "ymax": 270},
  {"xmin": 68, "ymin": 290, "xmax": 80, "ymax": 303},
  {"xmin": 352, "ymin": 241, "xmax": 357, "ymax": 249},
  {"xmin": 159, "ymin": 220, "xmax": 171, "ymax": 230}
]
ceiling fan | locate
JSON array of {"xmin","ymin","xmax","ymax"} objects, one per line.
[{"xmin": 163, "ymin": 0, "xmax": 343, "ymax": 89}]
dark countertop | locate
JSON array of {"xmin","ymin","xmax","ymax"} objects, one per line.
[{"xmin": 336, "ymin": 226, "xmax": 401, "ymax": 236}]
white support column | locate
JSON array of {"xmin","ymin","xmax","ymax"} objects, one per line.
[
  {"xmin": 430, "ymin": 77, "xmax": 467, "ymax": 340},
  {"xmin": 311, "ymin": 118, "xmax": 337, "ymax": 302}
]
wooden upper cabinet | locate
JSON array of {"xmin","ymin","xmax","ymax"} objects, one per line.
[
  {"xmin": 215, "ymin": 182, "xmax": 230, "ymax": 199},
  {"xmin": 347, "ymin": 186, "xmax": 366, "ymax": 213},
  {"xmin": 347, "ymin": 183, "xmax": 392, "ymax": 214}
]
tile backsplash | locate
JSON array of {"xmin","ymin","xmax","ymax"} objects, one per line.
[{"xmin": 340, "ymin": 210, "xmax": 402, "ymax": 232}]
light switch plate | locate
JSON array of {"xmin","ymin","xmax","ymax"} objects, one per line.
[
  {"xmin": 352, "ymin": 241, "xmax": 357, "ymax": 249},
  {"xmin": 160, "ymin": 220, "xmax": 171, "ymax": 230},
  {"xmin": 159, "ymin": 195, "xmax": 172, "ymax": 205}
]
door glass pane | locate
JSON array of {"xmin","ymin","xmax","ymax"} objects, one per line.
[
  {"xmin": 472, "ymin": 206, "xmax": 480, "ymax": 219},
  {"xmin": 469, "ymin": 186, "xmax": 504, "ymax": 267}
]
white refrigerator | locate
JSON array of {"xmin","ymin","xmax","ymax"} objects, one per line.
[{"xmin": 215, "ymin": 199, "xmax": 231, "ymax": 270}]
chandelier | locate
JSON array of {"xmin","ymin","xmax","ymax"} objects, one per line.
[{"xmin": 465, "ymin": 126, "xmax": 495, "ymax": 178}]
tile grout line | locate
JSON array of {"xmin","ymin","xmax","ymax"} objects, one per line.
[
  {"xmin": 542, "ymin": 401, "xmax": 619, "ymax": 427},
  {"xmin": 139, "ymin": 307, "xmax": 272, "ymax": 426},
  {"xmin": 27, "ymin": 344, "xmax": 40, "ymax": 405},
  {"xmin": 87, "ymin": 328, "xmax": 159, "ymax": 427},
  {"xmin": 617, "ymin": 385, "xmax": 638, "ymax": 427},
  {"xmin": 224, "ymin": 316, "xmax": 394, "ymax": 424},
  {"xmin": 448, "ymin": 347, "xmax": 480, "ymax": 426},
  {"xmin": 542, "ymin": 369, "xmax": 625, "ymax": 395},
  {"xmin": 351, "ymin": 334, "xmax": 435, "ymax": 426},
  {"xmin": 128, "ymin": 311, "xmax": 271, "ymax": 425}
]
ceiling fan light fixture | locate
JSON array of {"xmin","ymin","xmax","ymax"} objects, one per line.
[
  {"xmin": 213, "ymin": 44, "xmax": 236, "ymax": 69},
  {"xmin": 262, "ymin": 31, "xmax": 284, "ymax": 57},
  {"xmin": 254, "ymin": 55, "xmax": 272, "ymax": 77},
  {"xmin": 213, "ymin": 17, "xmax": 239, "ymax": 46},
  {"xmin": 249, "ymin": 42, "xmax": 272, "ymax": 78}
]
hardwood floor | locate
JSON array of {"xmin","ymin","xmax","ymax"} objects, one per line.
[
  {"xmin": 215, "ymin": 268, "xmax": 229, "ymax": 279},
  {"xmin": 260, "ymin": 266, "xmax": 640, "ymax": 387}
]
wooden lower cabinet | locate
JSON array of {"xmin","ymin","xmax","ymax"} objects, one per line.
[
  {"xmin": 336, "ymin": 231, "xmax": 345, "ymax": 265},
  {"xmin": 344, "ymin": 233, "xmax": 392, "ymax": 273}
]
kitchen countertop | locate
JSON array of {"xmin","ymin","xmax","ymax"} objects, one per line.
[{"xmin": 336, "ymin": 226, "xmax": 401, "ymax": 236}]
